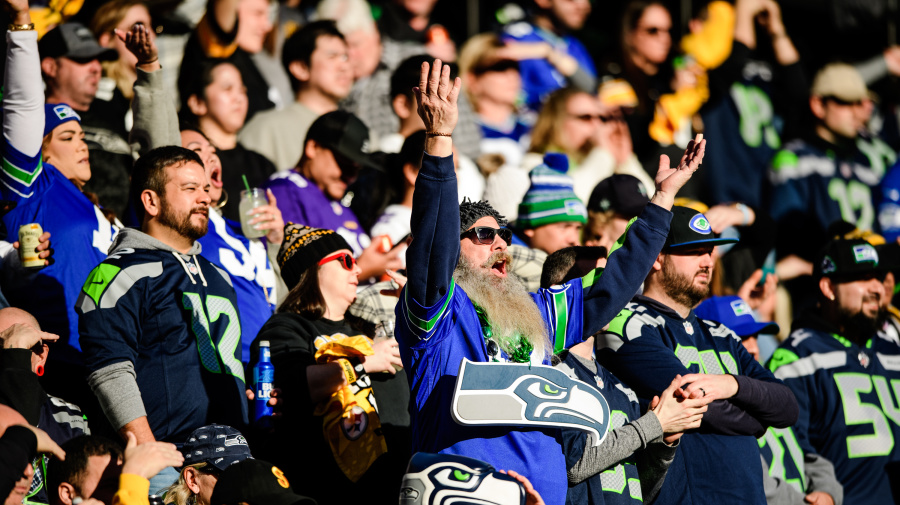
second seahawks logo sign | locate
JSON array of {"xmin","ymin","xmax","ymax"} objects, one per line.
[{"xmin": 689, "ymin": 214, "xmax": 711, "ymax": 234}]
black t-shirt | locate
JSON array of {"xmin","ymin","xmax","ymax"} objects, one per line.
[
  {"xmin": 216, "ymin": 143, "xmax": 277, "ymax": 222},
  {"xmin": 249, "ymin": 313, "xmax": 410, "ymax": 505},
  {"xmin": 81, "ymin": 86, "xmax": 133, "ymax": 219}
]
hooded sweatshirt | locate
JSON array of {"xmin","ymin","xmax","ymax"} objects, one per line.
[{"xmin": 77, "ymin": 229, "xmax": 247, "ymax": 443}]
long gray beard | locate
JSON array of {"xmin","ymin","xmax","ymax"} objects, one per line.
[{"xmin": 454, "ymin": 252, "xmax": 551, "ymax": 361}]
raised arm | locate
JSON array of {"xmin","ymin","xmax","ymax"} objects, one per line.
[
  {"xmin": 406, "ymin": 60, "xmax": 463, "ymax": 307},
  {"xmin": 2, "ymin": 0, "xmax": 43, "ymax": 162}
]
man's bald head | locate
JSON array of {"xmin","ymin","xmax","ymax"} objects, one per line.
[{"xmin": 0, "ymin": 308, "xmax": 40, "ymax": 332}]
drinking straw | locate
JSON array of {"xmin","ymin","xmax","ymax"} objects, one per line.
[{"xmin": 242, "ymin": 174, "xmax": 252, "ymax": 194}]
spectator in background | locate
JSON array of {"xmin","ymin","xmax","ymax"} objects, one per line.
[
  {"xmin": 163, "ymin": 425, "xmax": 252, "ymax": 505},
  {"xmin": 0, "ymin": 404, "xmax": 66, "ymax": 505},
  {"xmin": 768, "ymin": 63, "xmax": 896, "ymax": 311},
  {"xmin": 484, "ymin": 87, "xmax": 654, "ymax": 220},
  {"xmin": 377, "ymin": 0, "xmax": 456, "ymax": 61},
  {"xmin": 601, "ymin": 0, "xmax": 675, "ymax": 168},
  {"xmin": 240, "ymin": 20, "xmax": 354, "ymax": 171},
  {"xmin": 458, "ymin": 33, "xmax": 530, "ymax": 169},
  {"xmin": 877, "ymin": 162, "xmax": 900, "ymax": 242},
  {"xmin": 370, "ymin": 131, "xmax": 426, "ymax": 264},
  {"xmin": 180, "ymin": 0, "xmax": 281, "ymax": 120},
  {"xmin": 500, "ymin": 0, "xmax": 596, "ymax": 112},
  {"xmin": 584, "ymin": 173, "xmax": 650, "ymax": 252},
  {"xmin": 767, "ymin": 238, "xmax": 894, "ymax": 505},
  {"xmin": 264, "ymin": 111, "xmax": 402, "ymax": 282},
  {"xmin": 698, "ymin": 0, "xmax": 805, "ymax": 209},
  {"xmin": 78, "ymin": 147, "xmax": 248, "ymax": 493},
  {"xmin": 47, "ymin": 435, "xmax": 123, "ymax": 505},
  {"xmin": 179, "ymin": 59, "xmax": 276, "ymax": 223},
  {"xmin": 317, "ymin": 0, "xmax": 484, "ymax": 161},
  {"xmin": 38, "ymin": 23, "xmax": 132, "ymax": 218},
  {"xmin": 511, "ymin": 154, "xmax": 587, "ymax": 255},
  {"xmin": 249, "ymin": 224, "xmax": 404, "ymax": 504},
  {"xmin": 210, "ymin": 459, "xmax": 315, "ymax": 505}
]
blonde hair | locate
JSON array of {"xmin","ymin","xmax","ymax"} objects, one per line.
[
  {"xmin": 89, "ymin": 0, "xmax": 146, "ymax": 100},
  {"xmin": 163, "ymin": 463, "xmax": 209, "ymax": 505},
  {"xmin": 457, "ymin": 33, "xmax": 505, "ymax": 107},
  {"xmin": 316, "ymin": 0, "xmax": 377, "ymax": 35},
  {"xmin": 528, "ymin": 87, "xmax": 586, "ymax": 159}
]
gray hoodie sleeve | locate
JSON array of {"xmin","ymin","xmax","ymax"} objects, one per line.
[
  {"xmin": 87, "ymin": 361, "xmax": 147, "ymax": 430},
  {"xmin": 568, "ymin": 412, "xmax": 664, "ymax": 484},
  {"xmin": 804, "ymin": 453, "xmax": 843, "ymax": 505},
  {"xmin": 130, "ymin": 67, "xmax": 180, "ymax": 155},
  {"xmin": 637, "ymin": 438, "xmax": 678, "ymax": 503}
]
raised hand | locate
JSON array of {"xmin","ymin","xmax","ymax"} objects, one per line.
[
  {"xmin": 650, "ymin": 134, "xmax": 706, "ymax": 210},
  {"xmin": 0, "ymin": 323, "xmax": 59, "ymax": 350},
  {"xmin": 120, "ymin": 432, "xmax": 184, "ymax": 479},
  {"xmin": 2, "ymin": 0, "xmax": 31, "ymax": 25},
  {"xmin": 115, "ymin": 23, "xmax": 158, "ymax": 71},
  {"xmin": 414, "ymin": 59, "xmax": 461, "ymax": 158}
]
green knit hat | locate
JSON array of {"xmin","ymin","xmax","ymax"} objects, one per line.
[{"xmin": 516, "ymin": 153, "xmax": 587, "ymax": 229}]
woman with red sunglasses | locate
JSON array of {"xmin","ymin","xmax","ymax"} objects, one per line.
[{"xmin": 249, "ymin": 223, "xmax": 404, "ymax": 505}]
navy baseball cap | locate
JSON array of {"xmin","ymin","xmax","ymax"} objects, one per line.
[
  {"xmin": 587, "ymin": 174, "xmax": 649, "ymax": 219},
  {"xmin": 181, "ymin": 424, "xmax": 252, "ymax": 472},
  {"xmin": 694, "ymin": 295, "xmax": 779, "ymax": 338},
  {"xmin": 664, "ymin": 207, "xmax": 739, "ymax": 250}
]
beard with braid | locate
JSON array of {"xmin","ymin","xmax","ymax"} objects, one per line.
[
  {"xmin": 660, "ymin": 255, "xmax": 711, "ymax": 309},
  {"xmin": 454, "ymin": 250, "xmax": 551, "ymax": 361}
]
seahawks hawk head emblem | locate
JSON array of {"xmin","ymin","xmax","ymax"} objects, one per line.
[
  {"xmin": 399, "ymin": 452, "xmax": 525, "ymax": 505},
  {"xmin": 452, "ymin": 359, "xmax": 611, "ymax": 447}
]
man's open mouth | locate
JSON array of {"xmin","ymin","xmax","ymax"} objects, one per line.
[{"xmin": 491, "ymin": 259, "xmax": 508, "ymax": 277}]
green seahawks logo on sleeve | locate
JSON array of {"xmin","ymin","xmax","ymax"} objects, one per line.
[{"xmin": 77, "ymin": 262, "xmax": 163, "ymax": 313}]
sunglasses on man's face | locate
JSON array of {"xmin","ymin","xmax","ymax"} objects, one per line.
[
  {"xmin": 461, "ymin": 227, "xmax": 512, "ymax": 245},
  {"xmin": 318, "ymin": 252, "xmax": 357, "ymax": 271}
]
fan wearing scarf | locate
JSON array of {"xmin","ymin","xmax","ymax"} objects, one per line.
[{"xmin": 396, "ymin": 59, "xmax": 707, "ymax": 505}]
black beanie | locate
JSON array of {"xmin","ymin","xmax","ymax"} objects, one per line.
[
  {"xmin": 277, "ymin": 223, "xmax": 352, "ymax": 289},
  {"xmin": 459, "ymin": 198, "xmax": 507, "ymax": 233}
]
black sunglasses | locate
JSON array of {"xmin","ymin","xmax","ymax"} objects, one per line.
[
  {"xmin": 461, "ymin": 227, "xmax": 512, "ymax": 245},
  {"xmin": 823, "ymin": 96, "xmax": 866, "ymax": 107}
]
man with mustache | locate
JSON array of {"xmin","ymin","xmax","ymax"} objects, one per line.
[
  {"xmin": 595, "ymin": 206, "xmax": 799, "ymax": 505},
  {"xmin": 78, "ymin": 146, "xmax": 248, "ymax": 493},
  {"xmin": 396, "ymin": 59, "xmax": 706, "ymax": 504},
  {"xmin": 767, "ymin": 237, "xmax": 896, "ymax": 505}
]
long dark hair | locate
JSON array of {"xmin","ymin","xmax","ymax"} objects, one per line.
[{"xmin": 278, "ymin": 264, "xmax": 327, "ymax": 319}]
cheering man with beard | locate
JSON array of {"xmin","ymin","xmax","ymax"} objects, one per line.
[
  {"xmin": 596, "ymin": 206, "xmax": 799, "ymax": 505},
  {"xmin": 767, "ymin": 238, "xmax": 896, "ymax": 505},
  {"xmin": 396, "ymin": 59, "xmax": 707, "ymax": 504},
  {"xmin": 78, "ymin": 146, "xmax": 247, "ymax": 493}
]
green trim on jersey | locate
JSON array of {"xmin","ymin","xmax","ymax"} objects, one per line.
[
  {"xmin": 406, "ymin": 279, "xmax": 456, "ymax": 334},
  {"xmin": 2, "ymin": 156, "xmax": 43, "ymax": 186},
  {"xmin": 82, "ymin": 264, "xmax": 122, "ymax": 306},
  {"xmin": 767, "ymin": 348, "xmax": 800, "ymax": 373},
  {"xmin": 552, "ymin": 290, "xmax": 569, "ymax": 353},
  {"xmin": 771, "ymin": 150, "xmax": 799, "ymax": 171},
  {"xmin": 606, "ymin": 309, "xmax": 634, "ymax": 338}
]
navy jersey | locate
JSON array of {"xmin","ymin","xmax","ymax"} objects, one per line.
[
  {"xmin": 501, "ymin": 21, "xmax": 596, "ymax": 112},
  {"xmin": 197, "ymin": 210, "xmax": 276, "ymax": 360},
  {"xmin": 768, "ymin": 135, "xmax": 895, "ymax": 260},
  {"xmin": 1, "ymin": 141, "xmax": 119, "ymax": 351},
  {"xmin": 558, "ymin": 352, "xmax": 644, "ymax": 505},
  {"xmin": 701, "ymin": 59, "xmax": 782, "ymax": 208},
  {"xmin": 596, "ymin": 296, "xmax": 793, "ymax": 505},
  {"xmin": 767, "ymin": 321, "xmax": 900, "ymax": 505},
  {"xmin": 77, "ymin": 232, "xmax": 248, "ymax": 442},
  {"xmin": 758, "ymin": 426, "xmax": 807, "ymax": 495}
]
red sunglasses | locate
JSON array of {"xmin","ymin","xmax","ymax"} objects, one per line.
[{"xmin": 318, "ymin": 252, "xmax": 356, "ymax": 271}]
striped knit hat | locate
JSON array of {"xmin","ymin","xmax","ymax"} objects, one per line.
[
  {"xmin": 516, "ymin": 153, "xmax": 587, "ymax": 229},
  {"xmin": 278, "ymin": 223, "xmax": 351, "ymax": 289}
]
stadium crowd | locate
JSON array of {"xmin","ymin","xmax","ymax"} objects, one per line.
[{"xmin": 0, "ymin": 0, "xmax": 899, "ymax": 503}]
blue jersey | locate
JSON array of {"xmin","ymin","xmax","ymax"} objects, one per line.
[
  {"xmin": 198, "ymin": 210, "xmax": 276, "ymax": 361},
  {"xmin": 767, "ymin": 320, "xmax": 900, "ymax": 505},
  {"xmin": 768, "ymin": 135, "xmax": 895, "ymax": 260},
  {"xmin": 501, "ymin": 22, "xmax": 596, "ymax": 112},
  {"xmin": 596, "ymin": 296, "xmax": 796, "ymax": 505},
  {"xmin": 557, "ymin": 352, "xmax": 644, "ymax": 505},
  {"xmin": 77, "ymin": 231, "xmax": 248, "ymax": 442},
  {"xmin": 876, "ymin": 161, "xmax": 900, "ymax": 242},
  {"xmin": 397, "ymin": 153, "xmax": 672, "ymax": 505},
  {"xmin": 1, "ymin": 141, "xmax": 118, "ymax": 352}
]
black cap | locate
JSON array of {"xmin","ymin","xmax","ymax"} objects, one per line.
[
  {"xmin": 39, "ymin": 23, "xmax": 118, "ymax": 62},
  {"xmin": 814, "ymin": 238, "xmax": 884, "ymax": 280},
  {"xmin": 587, "ymin": 174, "xmax": 649, "ymax": 219},
  {"xmin": 305, "ymin": 110, "xmax": 379, "ymax": 171},
  {"xmin": 210, "ymin": 459, "xmax": 316, "ymax": 505},
  {"xmin": 664, "ymin": 206, "xmax": 740, "ymax": 250}
]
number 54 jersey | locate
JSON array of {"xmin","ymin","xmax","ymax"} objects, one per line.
[
  {"xmin": 767, "ymin": 318, "xmax": 900, "ymax": 505},
  {"xmin": 77, "ymin": 228, "xmax": 248, "ymax": 443}
]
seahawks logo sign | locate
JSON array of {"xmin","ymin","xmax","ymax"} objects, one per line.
[
  {"xmin": 451, "ymin": 359, "xmax": 611, "ymax": 446},
  {"xmin": 400, "ymin": 453, "xmax": 525, "ymax": 505}
]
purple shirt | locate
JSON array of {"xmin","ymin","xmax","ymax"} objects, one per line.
[{"xmin": 264, "ymin": 171, "xmax": 370, "ymax": 255}]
